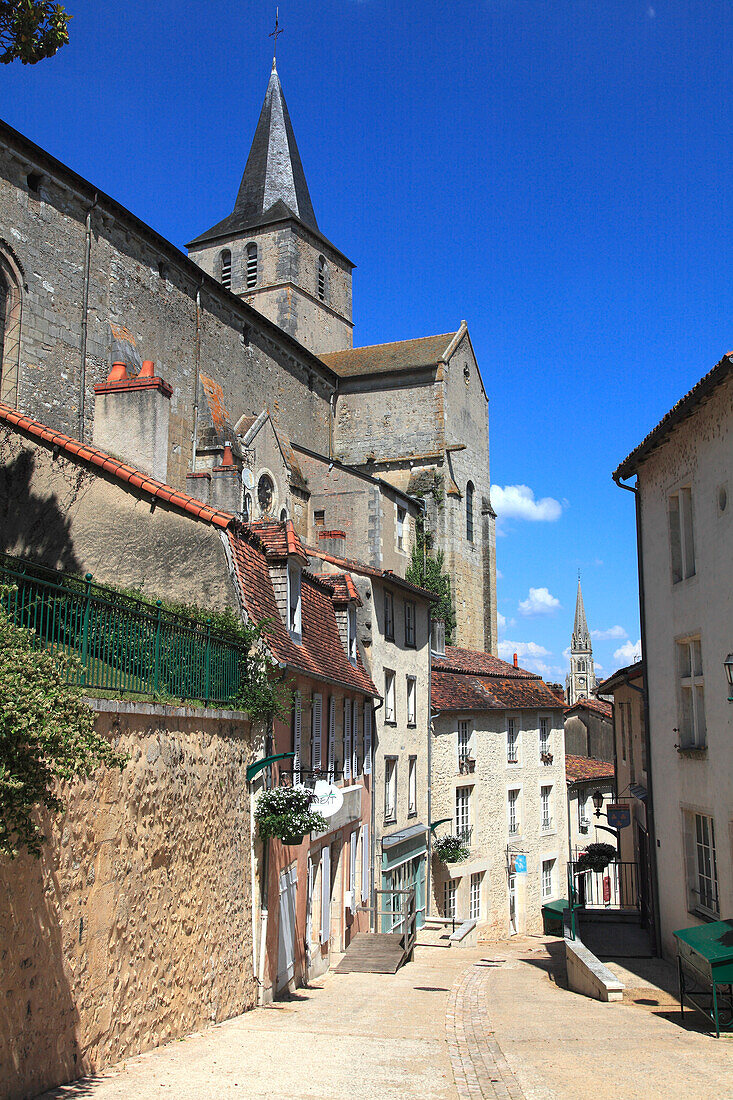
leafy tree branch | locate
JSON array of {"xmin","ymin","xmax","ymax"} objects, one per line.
[{"xmin": 0, "ymin": 1, "xmax": 70, "ymax": 65}]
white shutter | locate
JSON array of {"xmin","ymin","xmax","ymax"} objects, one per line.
[
  {"xmin": 349, "ymin": 831, "xmax": 358, "ymax": 911},
  {"xmin": 320, "ymin": 844, "xmax": 331, "ymax": 944},
  {"xmin": 352, "ymin": 699, "xmax": 359, "ymax": 777},
  {"xmin": 293, "ymin": 691, "xmax": 302, "ymax": 784},
  {"xmin": 361, "ymin": 823, "xmax": 369, "ymax": 903},
  {"xmin": 364, "ymin": 704, "xmax": 372, "ymax": 774},
  {"xmin": 312, "ymin": 693, "xmax": 322, "ymax": 772},
  {"xmin": 327, "ymin": 696, "xmax": 336, "ymax": 781},
  {"xmin": 344, "ymin": 699, "xmax": 352, "ymax": 781}
]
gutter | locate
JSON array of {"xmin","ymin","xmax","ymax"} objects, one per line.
[
  {"xmin": 78, "ymin": 192, "xmax": 98, "ymax": 441},
  {"xmin": 613, "ymin": 470, "xmax": 662, "ymax": 956}
]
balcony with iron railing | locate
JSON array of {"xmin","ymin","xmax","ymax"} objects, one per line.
[{"xmin": 455, "ymin": 825, "xmax": 473, "ymax": 847}]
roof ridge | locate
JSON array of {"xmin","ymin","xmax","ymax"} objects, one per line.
[{"xmin": 321, "ymin": 331, "xmax": 456, "ymax": 356}]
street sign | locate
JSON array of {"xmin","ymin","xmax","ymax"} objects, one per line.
[
  {"xmin": 513, "ymin": 854, "xmax": 527, "ymax": 874},
  {"xmin": 311, "ymin": 780, "xmax": 344, "ymax": 818},
  {"xmin": 607, "ymin": 803, "xmax": 631, "ymax": 829}
]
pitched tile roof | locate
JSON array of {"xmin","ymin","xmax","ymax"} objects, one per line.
[
  {"xmin": 597, "ymin": 661, "xmax": 644, "ymax": 696},
  {"xmin": 615, "ymin": 353, "xmax": 733, "ymax": 479},
  {"xmin": 565, "ymin": 755, "xmax": 616, "ymax": 784},
  {"xmin": 227, "ymin": 526, "xmax": 377, "ymax": 696},
  {"xmin": 247, "ymin": 519, "xmax": 308, "ymax": 563},
  {"xmin": 564, "ymin": 695, "xmax": 613, "ymax": 720},
  {"xmin": 305, "ymin": 545, "xmax": 437, "ymax": 602},
  {"xmin": 431, "ymin": 671, "xmax": 565, "ymax": 713},
  {"xmin": 433, "ymin": 646, "xmax": 537, "ymax": 680},
  {"xmin": 311, "ymin": 572, "xmax": 361, "ymax": 605},
  {"xmin": 0, "ymin": 402, "xmax": 234, "ymax": 529},
  {"xmin": 320, "ymin": 333, "xmax": 456, "ymax": 378}
]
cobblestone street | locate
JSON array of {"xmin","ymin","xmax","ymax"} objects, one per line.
[{"xmin": 40, "ymin": 937, "xmax": 733, "ymax": 1100}]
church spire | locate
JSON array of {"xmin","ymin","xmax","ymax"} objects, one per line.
[
  {"xmin": 232, "ymin": 61, "xmax": 319, "ymax": 233},
  {"xmin": 572, "ymin": 576, "xmax": 590, "ymax": 649}
]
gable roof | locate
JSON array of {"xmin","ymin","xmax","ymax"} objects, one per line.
[
  {"xmin": 615, "ymin": 353, "xmax": 733, "ymax": 480},
  {"xmin": 320, "ymin": 332, "xmax": 457, "ymax": 378},
  {"xmin": 227, "ymin": 526, "xmax": 377, "ymax": 696},
  {"xmin": 0, "ymin": 402, "xmax": 234, "ymax": 530},
  {"xmin": 565, "ymin": 755, "xmax": 616, "ymax": 784},
  {"xmin": 433, "ymin": 645, "xmax": 537, "ymax": 680},
  {"xmin": 247, "ymin": 519, "xmax": 308, "ymax": 563},
  {"xmin": 431, "ymin": 670, "xmax": 564, "ymax": 713},
  {"xmin": 305, "ymin": 544, "xmax": 437, "ymax": 602},
  {"xmin": 597, "ymin": 660, "xmax": 644, "ymax": 696},
  {"xmin": 564, "ymin": 695, "xmax": 613, "ymax": 720}
]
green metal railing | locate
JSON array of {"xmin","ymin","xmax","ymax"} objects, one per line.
[{"xmin": 0, "ymin": 554, "xmax": 249, "ymax": 706}]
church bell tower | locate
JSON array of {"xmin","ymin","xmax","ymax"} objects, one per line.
[
  {"xmin": 566, "ymin": 577, "xmax": 597, "ymax": 705},
  {"xmin": 187, "ymin": 59, "xmax": 354, "ymax": 356}
]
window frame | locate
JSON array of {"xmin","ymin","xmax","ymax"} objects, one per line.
[
  {"xmin": 540, "ymin": 784, "xmax": 553, "ymax": 832},
  {"xmin": 541, "ymin": 858, "xmax": 556, "ymax": 900},
  {"xmin": 220, "ymin": 248, "xmax": 232, "ymax": 290},
  {"xmin": 406, "ymin": 675, "xmax": 417, "ymax": 727},
  {"xmin": 384, "ymin": 756, "xmax": 398, "ymax": 823},
  {"xmin": 348, "ymin": 603, "xmax": 358, "ymax": 665},
  {"xmin": 470, "ymin": 872, "xmax": 482, "ymax": 921},
  {"xmin": 404, "ymin": 600, "xmax": 416, "ymax": 648},
  {"xmin": 408, "ymin": 755, "xmax": 417, "ymax": 817},
  {"xmin": 287, "ymin": 561, "xmax": 302, "ymax": 641},
  {"xmin": 539, "ymin": 716, "xmax": 551, "ymax": 761},
  {"xmin": 455, "ymin": 785, "xmax": 471, "ymax": 842},
  {"xmin": 466, "ymin": 481, "xmax": 474, "ymax": 543},
  {"xmin": 506, "ymin": 716, "xmax": 520, "ymax": 765},
  {"xmin": 246, "ymin": 242, "xmax": 258, "ymax": 289},
  {"xmin": 384, "ymin": 590, "xmax": 395, "ymax": 641},
  {"xmin": 507, "ymin": 787, "xmax": 520, "ymax": 837},
  {"xmin": 669, "ymin": 485, "xmax": 696, "ymax": 583},
  {"xmin": 677, "ymin": 636, "xmax": 706, "ymax": 749},
  {"xmin": 397, "ymin": 506, "xmax": 406, "ymax": 551},
  {"xmin": 384, "ymin": 669, "xmax": 396, "ymax": 724}
]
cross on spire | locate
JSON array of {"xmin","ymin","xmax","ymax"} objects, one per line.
[{"xmin": 269, "ymin": 7, "xmax": 284, "ymax": 64}]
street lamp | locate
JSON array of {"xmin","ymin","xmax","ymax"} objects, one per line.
[
  {"xmin": 724, "ymin": 654, "xmax": 733, "ymax": 702},
  {"xmin": 592, "ymin": 790, "xmax": 604, "ymax": 818}
]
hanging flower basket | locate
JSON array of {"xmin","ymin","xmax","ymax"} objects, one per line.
[
  {"xmin": 255, "ymin": 785, "xmax": 328, "ymax": 844},
  {"xmin": 432, "ymin": 834, "xmax": 470, "ymax": 864},
  {"xmin": 576, "ymin": 842, "xmax": 616, "ymax": 874}
]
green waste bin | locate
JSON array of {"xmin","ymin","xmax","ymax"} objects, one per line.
[{"xmin": 541, "ymin": 899, "xmax": 568, "ymax": 936}]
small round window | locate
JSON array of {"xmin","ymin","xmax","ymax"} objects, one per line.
[
  {"xmin": 719, "ymin": 485, "xmax": 728, "ymax": 514},
  {"xmin": 257, "ymin": 474, "xmax": 274, "ymax": 514}
]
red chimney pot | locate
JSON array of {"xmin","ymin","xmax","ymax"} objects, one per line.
[
  {"xmin": 138, "ymin": 360, "xmax": 155, "ymax": 379},
  {"xmin": 513, "ymin": 652, "xmax": 518, "ymax": 668},
  {"xmin": 107, "ymin": 361, "xmax": 129, "ymax": 382},
  {"xmin": 221, "ymin": 441, "xmax": 234, "ymax": 467}
]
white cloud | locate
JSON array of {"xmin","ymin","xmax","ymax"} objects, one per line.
[
  {"xmin": 496, "ymin": 569, "xmax": 503, "ymax": 580},
  {"xmin": 498, "ymin": 640, "xmax": 551, "ymax": 661},
  {"xmin": 497, "ymin": 611, "xmax": 507, "ymax": 633},
  {"xmin": 518, "ymin": 587, "xmax": 561, "ymax": 616},
  {"xmin": 647, "ymin": 5, "xmax": 656, "ymax": 18},
  {"xmin": 613, "ymin": 639, "xmax": 642, "ymax": 662},
  {"xmin": 591, "ymin": 626, "xmax": 627, "ymax": 641},
  {"xmin": 490, "ymin": 484, "xmax": 563, "ymax": 523},
  {"xmin": 562, "ymin": 646, "xmax": 572, "ymax": 661}
]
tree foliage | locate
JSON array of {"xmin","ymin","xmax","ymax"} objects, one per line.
[
  {"xmin": 0, "ymin": 588, "xmax": 127, "ymax": 858},
  {"xmin": 0, "ymin": 1, "xmax": 70, "ymax": 65},
  {"xmin": 405, "ymin": 514, "xmax": 457, "ymax": 643}
]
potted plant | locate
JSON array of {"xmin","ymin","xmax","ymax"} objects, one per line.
[
  {"xmin": 432, "ymin": 834, "xmax": 470, "ymax": 864},
  {"xmin": 255, "ymin": 785, "xmax": 328, "ymax": 845},
  {"xmin": 540, "ymin": 751, "xmax": 553, "ymax": 765},
  {"xmin": 576, "ymin": 842, "xmax": 616, "ymax": 873}
]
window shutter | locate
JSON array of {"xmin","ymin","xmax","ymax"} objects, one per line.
[
  {"xmin": 349, "ymin": 831, "xmax": 358, "ymax": 911},
  {"xmin": 361, "ymin": 823, "xmax": 369, "ymax": 902},
  {"xmin": 320, "ymin": 845, "xmax": 331, "ymax": 944},
  {"xmin": 344, "ymin": 699, "xmax": 352, "ymax": 781},
  {"xmin": 363, "ymin": 704, "xmax": 372, "ymax": 774},
  {"xmin": 327, "ymin": 696, "xmax": 336, "ymax": 781},
  {"xmin": 293, "ymin": 691, "xmax": 302, "ymax": 784},
  {"xmin": 352, "ymin": 699, "xmax": 359, "ymax": 777},
  {"xmin": 311, "ymin": 693, "xmax": 322, "ymax": 772}
]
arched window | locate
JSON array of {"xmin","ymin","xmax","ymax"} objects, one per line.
[
  {"xmin": 466, "ymin": 481, "xmax": 474, "ymax": 543},
  {"xmin": 317, "ymin": 255, "xmax": 327, "ymax": 301},
  {"xmin": 0, "ymin": 246, "xmax": 23, "ymax": 408},
  {"xmin": 219, "ymin": 249, "xmax": 232, "ymax": 290},
  {"xmin": 578, "ymin": 659, "xmax": 585, "ymax": 672},
  {"xmin": 246, "ymin": 243, "xmax": 258, "ymax": 289}
]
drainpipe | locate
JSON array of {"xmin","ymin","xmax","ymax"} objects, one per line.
[
  {"xmin": 426, "ymin": 601, "xmax": 433, "ymax": 919},
  {"xmin": 191, "ymin": 278, "xmax": 204, "ymax": 472},
  {"xmin": 613, "ymin": 470, "xmax": 662, "ymax": 956},
  {"xmin": 250, "ymin": 785, "xmax": 258, "ymax": 978},
  {"xmin": 371, "ymin": 693, "xmax": 383, "ymax": 933},
  {"xmin": 78, "ymin": 193, "xmax": 98, "ymax": 441}
]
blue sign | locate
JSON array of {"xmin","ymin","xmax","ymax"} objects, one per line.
[
  {"xmin": 514, "ymin": 854, "xmax": 527, "ymax": 874},
  {"xmin": 607, "ymin": 803, "xmax": 631, "ymax": 829}
]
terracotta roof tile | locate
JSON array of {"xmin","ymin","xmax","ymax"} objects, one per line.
[
  {"xmin": 306, "ymin": 545, "xmax": 437, "ymax": 602},
  {"xmin": 597, "ymin": 661, "xmax": 644, "ymax": 695},
  {"xmin": 0, "ymin": 402, "xmax": 234, "ymax": 530},
  {"xmin": 227, "ymin": 527, "xmax": 377, "ymax": 696},
  {"xmin": 311, "ymin": 572, "xmax": 362, "ymax": 606},
  {"xmin": 433, "ymin": 645, "xmax": 537, "ymax": 680},
  {"xmin": 564, "ymin": 696, "xmax": 613, "ymax": 720},
  {"xmin": 320, "ymin": 332, "xmax": 455, "ymax": 378},
  {"xmin": 565, "ymin": 755, "xmax": 616, "ymax": 783},
  {"xmin": 431, "ymin": 670, "xmax": 565, "ymax": 712},
  {"xmin": 248, "ymin": 519, "xmax": 308, "ymax": 564}
]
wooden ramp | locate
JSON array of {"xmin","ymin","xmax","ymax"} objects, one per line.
[{"xmin": 334, "ymin": 932, "xmax": 406, "ymax": 974}]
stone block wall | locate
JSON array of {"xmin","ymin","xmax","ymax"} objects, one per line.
[{"xmin": 0, "ymin": 700, "xmax": 255, "ymax": 1100}]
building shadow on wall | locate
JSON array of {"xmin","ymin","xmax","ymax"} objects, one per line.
[
  {"xmin": 0, "ymin": 444, "xmax": 83, "ymax": 573},
  {"xmin": 0, "ymin": 834, "xmax": 85, "ymax": 1099}
]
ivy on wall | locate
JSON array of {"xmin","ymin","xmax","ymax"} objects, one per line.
[{"xmin": 405, "ymin": 513, "xmax": 457, "ymax": 644}]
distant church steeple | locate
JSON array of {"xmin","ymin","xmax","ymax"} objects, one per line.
[
  {"xmin": 566, "ymin": 577, "xmax": 597, "ymax": 705},
  {"xmin": 187, "ymin": 59, "xmax": 354, "ymax": 356}
]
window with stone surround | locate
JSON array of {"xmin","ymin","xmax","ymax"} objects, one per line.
[
  {"xmin": 0, "ymin": 247, "xmax": 23, "ymax": 408},
  {"xmin": 397, "ymin": 506, "xmax": 406, "ymax": 550},
  {"xmin": 408, "ymin": 756, "xmax": 417, "ymax": 817},
  {"xmin": 470, "ymin": 872, "xmax": 482, "ymax": 920},
  {"xmin": 443, "ymin": 878, "xmax": 458, "ymax": 920},
  {"xmin": 677, "ymin": 637, "xmax": 706, "ymax": 749},
  {"xmin": 684, "ymin": 811, "xmax": 719, "ymax": 918},
  {"xmin": 466, "ymin": 481, "xmax": 474, "ymax": 543},
  {"xmin": 384, "ymin": 757, "xmax": 397, "ymax": 823},
  {"xmin": 288, "ymin": 562, "xmax": 302, "ymax": 641},
  {"xmin": 407, "ymin": 676, "xmax": 417, "ymax": 726},
  {"xmin": 542, "ymin": 858, "xmax": 555, "ymax": 900},
  {"xmin": 539, "ymin": 716, "xmax": 551, "ymax": 761},
  {"xmin": 541, "ymin": 785, "xmax": 553, "ymax": 831},
  {"xmin": 384, "ymin": 590, "xmax": 395, "ymax": 641},
  {"xmin": 384, "ymin": 669, "xmax": 396, "ymax": 723},
  {"xmin": 246, "ymin": 243, "xmax": 258, "ymax": 289},
  {"xmin": 669, "ymin": 486, "xmax": 695, "ymax": 583},
  {"xmin": 507, "ymin": 788, "xmax": 520, "ymax": 836},
  {"xmin": 506, "ymin": 717, "xmax": 519, "ymax": 764},
  {"xmin": 404, "ymin": 600, "xmax": 416, "ymax": 647},
  {"xmin": 219, "ymin": 249, "xmax": 232, "ymax": 290},
  {"xmin": 317, "ymin": 255, "xmax": 327, "ymax": 301}
]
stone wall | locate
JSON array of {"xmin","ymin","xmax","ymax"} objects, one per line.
[
  {"xmin": 0, "ymin": 127, "xmax": 334, "ymax": 493},
  {"xmin": 0, "ymin": 700, "xmax": 255, "ymax": 1100}
]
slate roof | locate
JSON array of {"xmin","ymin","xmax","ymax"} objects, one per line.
[
  {"xmin": 565, "ymin": 755, "xmax": 616, "ymax": 784},
  {"xmin": 227, "ymin": 526, "xmax": 377, "ymax": 696},
  {"xmin": 320, "ymin": 333, "xmax": 456, "ymax": 378},
  {"xmin": 0, "ymin": 402, "xmax": 234, "ymax": 530},
  {"xmin": 564, "ymin": 696, "xmax": 613, "ymax": 720},
  {"xmin": 433, "ymin": 646, "xmax": 537, "ymax": 680},
  {"xmin": 615, "ymin": 353, "xmax": 733, "ymax": 479}
]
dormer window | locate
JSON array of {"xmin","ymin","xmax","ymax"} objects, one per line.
[
  {"xmin": 431, "ymin": 619, "xmax": 446, "ymax": 656},
  {"xmin": 220, "ymin": 249, "xmax": 232, "ymax": 290},
  {"xmin": 246, "ymin": 243, "xmax": 258, "ymax": 289},
  {"xmin": 288, "ymin": 562, "xmax": 302, "ymax": 640},
  {"xmin": 317, "ymin": 255, "xmax": 327, "ymax": 301},
  {"xmin": 348, "ymin": 604, "xmax": 357, "ymax": 665},
  {"xmin": 397, "ymin": 506, "xmax": 406, "ymax": 551}
]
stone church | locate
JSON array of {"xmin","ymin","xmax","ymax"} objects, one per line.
[{"xmin": 0, "ymin": 59, "xmax": 497, "ymax": 652}]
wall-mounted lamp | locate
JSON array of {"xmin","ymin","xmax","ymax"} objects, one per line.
[
  {"xmin": 591, "ymin": 789, "xmax": 604, "ymax": 817},
  {"xmin": 725, "ymin": 653, "xmax": 733, "ymax": 702}
]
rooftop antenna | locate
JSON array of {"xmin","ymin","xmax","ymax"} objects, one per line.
[{"xmin": 270, "ymin": 7, "xmax": 284, "ymax": 65}]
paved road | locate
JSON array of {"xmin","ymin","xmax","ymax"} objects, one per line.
[{"xmin": 39, "ymin": 937, "xmax": 733, "ymax": 1100}]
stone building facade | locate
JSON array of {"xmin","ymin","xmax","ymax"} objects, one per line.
[
  {"xmin": 563, "ymin": 696, "xmax": 614, "ymax": 762},
  {"xmin": 430, "ymin": 647, "xmax": 567, "ymax": 938},
  {"xmin": 565, "ymin": 755, "xmax": 616, "ymax": 859},
  {"xmin": 614, "ymin": 353, "xmax": 733, "ymax": 957}
]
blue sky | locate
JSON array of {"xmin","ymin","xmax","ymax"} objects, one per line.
[{"xmin": 4, "ymin": 0, "xmax": 731, "ymax": 681}]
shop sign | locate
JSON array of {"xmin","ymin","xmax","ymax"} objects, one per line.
[
  {"xmin": 607, "ymin": 803, "xmax": 631, "ymax": 829},
  {"xmin": 311, "ymin": 780, "xmax": 344, "ymax": 819}
]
